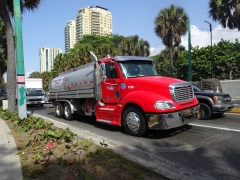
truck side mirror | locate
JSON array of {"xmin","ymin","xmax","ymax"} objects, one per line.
[
  {"xmin": 100, "ymin": 63, "xmax": 106, "ymax": 76},
  {"xmin": 100, "ymin": 63, "xmax": 107, "ymax": 82}
]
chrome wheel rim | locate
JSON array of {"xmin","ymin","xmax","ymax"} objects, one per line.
[
  {"xmin": 64, "ymin": 105, "xmax": 70, "ymax": 117},
  {"xmin": 56, "ymin": 105, "xmax": 60, "ymax": 115},
  {"xmin": 126, "ymin": 112, "xmax": 140, "ymax": 131}
]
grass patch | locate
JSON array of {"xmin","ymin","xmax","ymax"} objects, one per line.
[{"xmin": 0, "ymin": 107, "xmax": 168, "ymax": 180}]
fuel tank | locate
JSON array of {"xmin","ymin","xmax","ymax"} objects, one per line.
[{"xmin": 49, "ymin": 61, "xmax": 95, "ymax": 93}]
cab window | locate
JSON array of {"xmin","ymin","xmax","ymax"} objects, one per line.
[{"xmin": 105, "ymin": 64, "xmax": 118, "ymax": 78}]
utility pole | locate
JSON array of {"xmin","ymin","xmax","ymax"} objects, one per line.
[
  {"xmin": 204, "ymin": 20, "xmax": 213, "ymax": 78},
  {"xmin": 188, "ymin": 19, "xmax": 192, "ymax": 82},
  {"xmin": 14, "ymin": 0, "xmax": 27, "ymax": 119}
]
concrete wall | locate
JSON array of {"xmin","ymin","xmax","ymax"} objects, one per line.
[{"xmin": 220, "ymin": 80, "xmax": 240, "ymax": 99}]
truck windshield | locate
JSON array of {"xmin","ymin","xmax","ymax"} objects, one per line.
[
  {"xmin": 26, "ymin": 88, "xmax": 45, "ymax": 96},
  {"xmin": 118, "ymin": 61, "xmax": 158, "ymax": 78}
]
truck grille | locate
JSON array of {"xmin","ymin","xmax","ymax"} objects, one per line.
[
  {"xmin": 223, "ymin": 95, "xmax": 231, "ymax": 104},
  {"xmin": 29, "ymin": 99, "xmax": 41, "ymax": 101},
  {"xmin": 170, "ymin": 82, "xmax": 194, "ymax": 102}
]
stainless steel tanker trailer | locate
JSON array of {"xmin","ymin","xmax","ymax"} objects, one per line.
[{"xmin": 48, "ymin": 51, "xmax": 102, "ymax": 120}]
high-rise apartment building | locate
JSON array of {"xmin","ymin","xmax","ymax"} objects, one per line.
[
  {"xmin": 64, "ymin": 20, "xmax": 76, "ymax": 53},
  {"xmin": 39, "ymin": 47, "xmax": 62, "ymax": 73},
  {"xmin": 76, "ymin": 6, "xmax": 112, "ymax": 41}
]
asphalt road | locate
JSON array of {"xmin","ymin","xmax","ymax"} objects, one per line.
[{"xmin": 27, "ymin": 104, "xmax": 240, "ymax": 180}]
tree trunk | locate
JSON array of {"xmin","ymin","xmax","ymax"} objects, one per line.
[
  {"xmin": 169, "ymin": 45, "xmax": 173, "ymax": 77},
  {"xmin": 0, "ymin": 1, "xmax": 16, "ymax": 112}
]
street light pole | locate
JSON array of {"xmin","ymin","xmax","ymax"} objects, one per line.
[
  {"xmin": 187, "ymin": 19, "xmax": 192, "ymax": 82},
  {"xmin": 204, "ymin": 20, "xmax": 213, "ymax": 78},
  {"xmin": 178, "ymin": 18, "xmax": 192, "ymax": 81},
  {"xmin": 14, "ymin": 0, "xmax": 27, "ymax": 119}
]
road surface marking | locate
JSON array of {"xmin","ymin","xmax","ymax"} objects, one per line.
[{"xmin": 190, "ymin": 123, "xmax": 240, "ymax": 133}]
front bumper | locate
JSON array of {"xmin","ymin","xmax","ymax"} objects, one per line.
[
  {"xmin": 212, "ymin": 102, "xmax": 234, "ymax": 113},
  {"xmin": 26, "ymin": 100, "xmax": 45, "ymax": 105},
  {"xmin": 146, "ymin": 105, "xmax": 200, "ymax": 130}
]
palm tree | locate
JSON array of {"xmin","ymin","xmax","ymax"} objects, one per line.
[
  {"xmin": 154, "ymin": 4, "xmax": 188, "ymax": 77},
  {"xmin": 0, "ymin": 0, "xmax": 42, "ymax": 112},
  {"xmin": 74, "ymin": 43, "xmax": 94, "ymax": 64},
  {"xmin": 96, "ymin": 43, "xmax": 117, "ymax": 58},
  {"xmin": 41, "ymin": 71, "xmax": 51, "ymax": 91},
  {"xmin": 208, "ymin": 0, "xmax": 240, "ymax": 30},
  {"xmin": 118, "ymin": 35, "xmax": 150, "ymax": 56},
  {"xmin": 53, "ymin": 53, "xmax": 65, "ymax": 74}
]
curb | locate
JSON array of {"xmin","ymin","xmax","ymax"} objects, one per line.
[{"xmin": 230, "ymin": 108, "xmax": 240, "ymax": 113}]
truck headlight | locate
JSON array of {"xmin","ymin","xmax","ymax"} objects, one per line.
[
  {"xmin": 154, "ymin": 101, "xmax": 176, "ymax": 110},
  {"xmin": 213, "ymin": 96, "xmax": 224, "ymax": 104}
]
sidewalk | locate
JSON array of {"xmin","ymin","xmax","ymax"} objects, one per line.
[{"xmin": 0, "ymin": 119, "xmax": 22, "ymax": 180}]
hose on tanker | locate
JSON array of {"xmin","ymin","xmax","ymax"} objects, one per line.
[{"xmin": 90, "ymin": 51, "xmax": 105, "ymax": 106}]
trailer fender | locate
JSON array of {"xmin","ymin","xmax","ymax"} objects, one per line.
[{"xmin": 56, "ymin": 100, "xmax": 81, "ymax": 114}]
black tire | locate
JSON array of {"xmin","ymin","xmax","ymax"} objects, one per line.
[
  {"xmin": 199, "ymin": 103, "xmax": 212, "ymax": 120},
  {"xmin": 63, "ymin": 102, "xmax": 73, "ymax": 121},
  {"xmin": 122, "ymin": 106, "xmax": 148, "ymax": 137},
  {"xmin": 54, "ymin": 102, "xmax": 63, "ymax": 118}
]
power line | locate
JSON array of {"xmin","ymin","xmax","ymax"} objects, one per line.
[
  {"xmin": 152, "ymin": 42, "xmax": 162, "ymax": 47},
  {"xmin": 194, "ymin": 27, "xmax": 239, "ymax": 32}
]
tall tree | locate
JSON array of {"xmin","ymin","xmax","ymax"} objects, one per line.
[
  {"xmin": 154, "ymin": 4, "xmax": 188, "ymax": 77},
  {"xmin": 118, "ymin": 35, "xmax": 150, "ymax": 56},
  {"xmin": 0, "ymin": 18, "xmax": 7, "ymax": 80},
  {"xmin": 41, "ymin": 71, "xmax": 51, "ymax": 91},
  {"xmin": 0, "ymin": 0, "xmax": 42, "ymax": 112},
  {"xmin": 109, "ymin": 34, "xmax": 125, "ymax": 49},
  {"xmin": 28, "ymin": 71, "xmax": 41, "ymax": 78},
  {"xmin": 209, "ymin": 0, "xmax": 240, "ymax": 30}
]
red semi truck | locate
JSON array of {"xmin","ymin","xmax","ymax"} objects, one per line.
[{"xmin": 48, "ymin": 51, "xmax": 199, "ymax": 136}]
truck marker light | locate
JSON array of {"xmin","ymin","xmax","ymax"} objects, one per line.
[{"xmin": 55, "ymin": 93, "xmax": 58, "ymax": 100}]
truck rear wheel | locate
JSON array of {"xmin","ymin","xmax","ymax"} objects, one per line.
[
  {"xmin": 199, "ymin": 103, "xmax": 212, "ymax": 120},
  {"xmin": 63, "ymin": 102, "xmax": 73, "ymax": 121},
  {"xmin": 123, "ymin": 106, "xmax": 148, "ymax": 137},
  {"xmin": 54, "ymin": 102, "xmax": 63, "ymax": 118}
]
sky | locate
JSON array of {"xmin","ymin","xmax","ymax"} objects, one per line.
[{"xmin": 5, "ymin": 0, "xmax": 240, "ymax": 79}]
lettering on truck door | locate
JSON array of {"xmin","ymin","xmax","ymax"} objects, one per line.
[{"xmin": 101, "ymin": 63, "xmax": 121, "ymax": 103}]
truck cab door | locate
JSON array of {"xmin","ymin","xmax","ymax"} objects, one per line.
[{"xmin": 101, "ymin": 63, "xmax": 121, "ymax": 104}]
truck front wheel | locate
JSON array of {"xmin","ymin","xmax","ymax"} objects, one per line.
[
  {"xmin": 54, "ymin": 102, "xmax": 63, "ymax": 118},
  {"xmin": 199, "ymin": 103, "xmax": 212, "ymax": 120},
  {"xmin": 63, "ymin": 102, "xmax": 73, "ymax": 121},
  {"xmin": 123, "ymin": 106, "xmax": 148, "ymax": 137}
]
